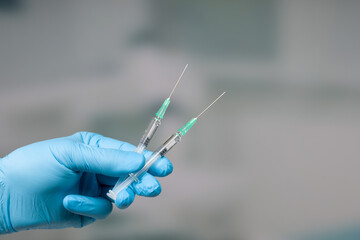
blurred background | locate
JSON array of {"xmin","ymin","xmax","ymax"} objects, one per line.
[{"xmin": 1, "ymin": 0, "xmax": 360, "ymax": 239}]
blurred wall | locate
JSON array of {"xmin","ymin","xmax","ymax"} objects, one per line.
[{"xmin": 1, "ymin": 0, "xmax": 360, "ymax": 239}]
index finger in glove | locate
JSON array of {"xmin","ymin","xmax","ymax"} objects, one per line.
[{"xmin": 49, "ymin": 141, "xmax": 145, "ymax": 177}]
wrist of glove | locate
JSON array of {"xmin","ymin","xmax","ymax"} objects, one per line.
[{"xmin": 0, "ymin": 160, "xmax": 15, "ymax": 234}]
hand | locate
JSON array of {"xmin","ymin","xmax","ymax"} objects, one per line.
[{"xmin": 0, "ymin": 132, "xmax": 173, "ymax": 233}]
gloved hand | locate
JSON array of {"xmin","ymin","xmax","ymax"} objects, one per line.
[{"xmin": 0, "ymin": 132, "xmax": 173, "ymax": 233}]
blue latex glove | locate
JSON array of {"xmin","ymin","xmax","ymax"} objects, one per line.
[{"xmin": 0, "ymin": 132, "xmax": 173, "ymax": 234}]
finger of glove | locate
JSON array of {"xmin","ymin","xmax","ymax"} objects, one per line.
[
  {"xmin": 96, "ymin": 159, "xmax": 171, "ymax": 186},
  {"xmin": 97, "ymin": 174, "xmax": 130, "ymax": 188},
  {"xmin": 114, "ymin": 188, "xmax": 135, "ymax": 209},
  {"xmin": 96, "ymin": 155, "xmax": 172, "ymax": 187},
  {"xmin": 52, "ymin": 142, "xmax": 145, "ymax": 176},
  {"xmin": 131, "ymin": 172, "xmax": 161, "ymax": 197},
  {"xmin": 63, "ymin": 195, "xmax": 113, "ymax": 220},
  {"xmin": 97, "ymin": 175, "xmax": 119, "ymax": 186},
  {"xmin": 79, "ymin": 132, "xmax": 173, "ymax": 178},
  {"xmin": 74, "ymin": 132, "xmax": 136, "ymax": 151},
  {"xmin": 99, "ymin": 173, "xmax": 161, "ymax": 199},
  {"xmin": 147, "ymin": 156, "xmax": 173, "ymax": 177},
  {"xmin": 140, "ymin": 148, "xmax": 173, "ymax": 177},
  {"xmin": 100, "ymin": 184, "xmax": 134, "ymax": 209}
]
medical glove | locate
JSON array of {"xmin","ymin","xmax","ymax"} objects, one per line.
[{"xmin": 0, "ymin": 132, "xmax": 173, "ymax": 234}]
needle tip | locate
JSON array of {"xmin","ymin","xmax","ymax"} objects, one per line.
[
  {"xmin": 196, "ymin": 91, "xmax": 226, "ymax": 119},
  {"xmin": 168, "ymin": 64, "xmax": 188, "ymax": 99}
]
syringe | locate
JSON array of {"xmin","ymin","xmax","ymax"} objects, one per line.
[
  {"xmin": 107, "ymin": 92, "xmax": 226, "ymax": 201},
  {"xmin": 134, "ymin": 64, "xmax": 188, "ymax": 154}
]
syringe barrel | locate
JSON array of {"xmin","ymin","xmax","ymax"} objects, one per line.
[
  {"xmin": 134, "ymin": 117, "xmax": 161, "ymax": 153},
  {"xmin": 107, "ymin": 133, "xmax": 181, "ymax": 201},
  {"xmin": 140, "ymin": 133, "xmax": 181, "ymax": 173},
  {"xmin": 153, "ymin": 133, "xmax": 181, "ymax": 157}
]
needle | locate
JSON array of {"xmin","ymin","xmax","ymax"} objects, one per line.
[
  {"xmin": 169, "ymin": 64, "xmax": 188, "ymax": 99},
  {"xmin": 196, "ymin": 92, "xmax": 226, "ymax": 119}
]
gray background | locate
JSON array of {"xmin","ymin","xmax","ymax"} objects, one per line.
[{"xmin": 1, "ymin": 0, "xmax": 360, "ymax": 239}]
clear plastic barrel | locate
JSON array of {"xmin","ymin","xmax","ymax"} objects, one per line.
[
  {"xmin": 134, "ymin": 117, "xmax": 161, "ymax": 153},
  {"xmin": 107, "ymin": 133, "xmax": 181, "ymax": 201}
]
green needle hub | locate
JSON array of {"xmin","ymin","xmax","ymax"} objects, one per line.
[
  {"xmin": 178, "ymin": 118, "xmax": 197, "ymax": 136},
  {"xmin": 156, "ymin": 98, "xmax": 171, "ymax": 119}
]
